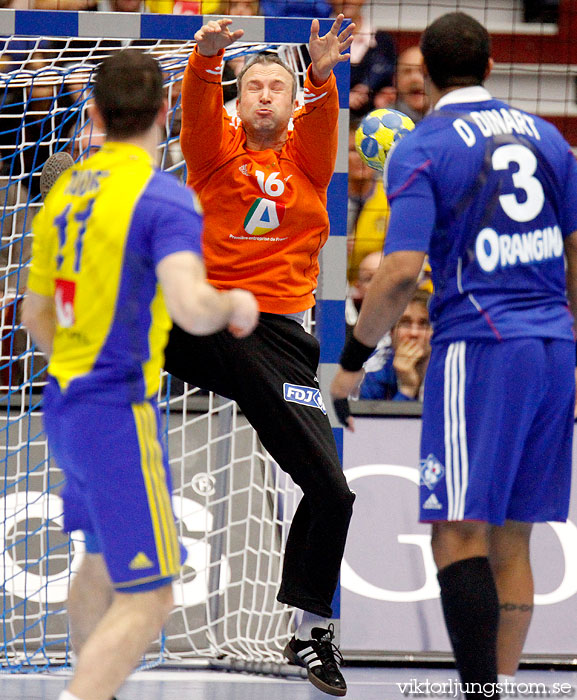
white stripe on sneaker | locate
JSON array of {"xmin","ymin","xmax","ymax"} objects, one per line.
[{"xmin": 297, "ymin": 647, "xmax": 323, "ymax": 669}]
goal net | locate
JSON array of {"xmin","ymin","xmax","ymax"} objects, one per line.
[{"xmin": 0, "ymin": 13, "xmax": 349, "ymax": 671}]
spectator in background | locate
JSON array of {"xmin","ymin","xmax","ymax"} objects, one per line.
[
  {"xmin": 331, "ymin": 0, "xmax": 396, "ymax": 118},
  {"xmin": 0, "ymin": 38, "xmax": 54, "ymax": 73},
  {"xmin": 347, "ymin": 175, "xmax": 389, "ymax": 280},
  {"xmin": 98, "ymin": 0, "xmax": 142, "ymax": 9},
  {"xmin": 390, "ymin": 45, "xmax": 428, "ymax": 122},
  {"xmin": 0, "ymin": 58, "xmax": 72, "ymax": 199},
  {"xmin": 260, "ymin": 0, "xmax": 330, "ymax": 18},
  {"xmin": 346, "ymin": 250, "xmax": 381, "ymax": 335},
  {"xmin": 32, "ymin": 0, "xmax": 222, "ymax": 11},
  {"xmin": 346, "ymin": 120, "xmax": 389, "ymax": 283},
  {"xmin": 148, "ymin": 0, "xmax": 220, "ymax": 13},
  {"xmin": 360, "ymin": 289, "xmax": 431, "ymax": 400},
  {"xmin": 34, "ymin": 0, "xmax": 97, "ymax": 8},
  {"xmin": 347, "ymin": 120, "xmax": 377, "ymax": 255},
  {"xmin": 223, "ymin": 0, "xmax": 260, "ymax": 13}
]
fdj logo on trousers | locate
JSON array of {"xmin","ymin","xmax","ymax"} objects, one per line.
[{"xmin": 283, "ymin": 383, "xmax": 327, "ymax": 414}]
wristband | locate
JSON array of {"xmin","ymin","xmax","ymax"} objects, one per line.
[
  {"xmin": 339, "ymin": 335, "xmax": 376, "ymax": 372},
  {"xmin": 333, "ymin": 398, "xmax": 351, "ymax": 427}
]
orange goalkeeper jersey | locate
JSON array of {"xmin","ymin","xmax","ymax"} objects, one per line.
[{"xmin": 180, "ymin": 48, "xmax": 339, "ymax": 314}]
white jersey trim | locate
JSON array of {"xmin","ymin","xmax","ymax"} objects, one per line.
[
  {"xmin": 303, "ymin": 89, "xmax": 327, "ymax": 105},
  {"xmin": 435, "ymin": 86, "xmax": 493, "ymax": 110}
]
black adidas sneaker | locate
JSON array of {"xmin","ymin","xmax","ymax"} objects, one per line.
[{"xmin": 284, "ymin": 625, "xmax": 346, "ymax": 697}]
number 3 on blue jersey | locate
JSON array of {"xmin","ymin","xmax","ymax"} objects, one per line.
[
  {"xmin": 492, "ymin": 144, "xmax": 545, "ymax": 223},
  {"xmin": 54, "ymin": 198, "xmax": 95, "ymax": 273}
]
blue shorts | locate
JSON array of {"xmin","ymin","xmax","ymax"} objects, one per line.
[
  {"xmin": 43, "ymin": 378, "xmax": 184, "ymax": 592},
  {"xmin": 420, "ymin": 338, "xmax": 574, "ymax": 525}
]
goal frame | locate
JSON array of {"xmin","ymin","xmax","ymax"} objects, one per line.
[{"xmin": 0, "ymin": 9, "xmax": 349, "ymax": 672}]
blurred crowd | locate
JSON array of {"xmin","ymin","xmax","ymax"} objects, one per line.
[{"xmin": 0, "ymin": 0, "xmax": 560, "ymax": 396}]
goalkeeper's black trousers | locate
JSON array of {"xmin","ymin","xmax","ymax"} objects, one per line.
[{"xmin": 164, "ymin": 312, "xmax": 355, "ymax": 618}]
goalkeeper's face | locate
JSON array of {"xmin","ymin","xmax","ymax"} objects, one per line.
[{"xmin": 237, "ymin": 63, "xmax": 297, "ymax": 142}]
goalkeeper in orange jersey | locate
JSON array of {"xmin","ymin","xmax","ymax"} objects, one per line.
[{"xmin": 164, "ymin": 15, "xmax": 355, "ymax": 697}]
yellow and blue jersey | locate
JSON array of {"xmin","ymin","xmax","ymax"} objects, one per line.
[{"xmin": 28, "ymin": 142, "xmax": 202, "ymax": 403}]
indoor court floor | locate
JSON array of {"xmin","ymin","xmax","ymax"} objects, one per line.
[{"xmin": 1, "ymin": 667, "xmax": 576, "ymax": 700}]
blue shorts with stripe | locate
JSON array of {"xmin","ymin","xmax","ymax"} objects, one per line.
[
  {"xmin": 420, "ymin": 338, "xmax": 574, "ymax": 525},
  {"xmin": 43, "ymin": 377, "xmax": 185, "ymax": 592}
]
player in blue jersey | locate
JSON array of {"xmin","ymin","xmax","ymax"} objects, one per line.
[
  {"xmin": 332, "ymin": 12, "xmax": 577, "ymax": 699},
  {"xmin": 22, "ymin": 50, "xmax": 259, "ymax": 700}
]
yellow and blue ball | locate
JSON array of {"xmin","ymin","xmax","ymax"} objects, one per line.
[{"xmin": 355, "ymin": 108, "xmax": 415, "ymax": 172}]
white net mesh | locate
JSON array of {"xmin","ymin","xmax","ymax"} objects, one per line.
[{"xmin": 0, "ymin": 35, "xmax": 310, "ymax": 670}]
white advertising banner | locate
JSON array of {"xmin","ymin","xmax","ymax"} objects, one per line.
[{"xmin": 341, "ymin": 417, "xmax": 577, "ymax": 656}]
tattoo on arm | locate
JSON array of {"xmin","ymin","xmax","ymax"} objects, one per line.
[{"xmin": 499, "ymin": 602, "xmax": 534, "ymax": 613}]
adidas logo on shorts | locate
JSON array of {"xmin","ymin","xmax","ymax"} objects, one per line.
[
  {"xmin": 422, "ymin": 493, "xmax": 443, "ymax": 510},
  {"xmin": 129, "ymin": 552, "xmax": 154, "ymax": 570}
]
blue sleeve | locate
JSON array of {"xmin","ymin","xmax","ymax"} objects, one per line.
[
  {"xmin": 561, "ymin": 148, "xmax": 577, "ymax": 237},
  {"xmin": 141, "ymin": 172, "xmax": 203, "ymax": 266},
  {"xmin": 383, "ymin": 139, "xmax": 436, "ymax": 255},
  {"xmin": 151, "ymin": 202, "xmax": 203, "ymax": 267}
]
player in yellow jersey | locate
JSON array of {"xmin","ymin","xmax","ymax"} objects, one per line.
[{"xmin": 22, "ymin": 50, "xmax": 258, "ymax": 700}]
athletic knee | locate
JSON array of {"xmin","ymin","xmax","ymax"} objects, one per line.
[
  {"xmin": 69, "ymin": 554, "xmax": 113, "ymax": 603},
  {"xmin": 489, "ymin": 521, "xmax": 532, "ymax": 573},
  {"xmin": 431, "ymin": 522, "xmax": 488, "ymax": 570},
  {"xmin": 149, "ymin": 583, "xmax": 175, "ymax": 623},
  {"xmin": 116, "ymin": 583, "xmax": 174, "ymax": 629},
  {"xmin": 490, "ymin": 545, "xmax": 531, "ymax": 579}
]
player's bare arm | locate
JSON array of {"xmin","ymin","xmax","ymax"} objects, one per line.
[
  {"xmin": 194, "ymin": 18, "xmax": 245, "ymax": 57},
  {"xmin": 308, "ymin": 14, "xmax": 355, "ymax": 85},
  {"xmin": 225, "ymin": 288, "xmax": 261, "ymax": 338},
  {"xmin": 157, "ymin": 251, "xmax": 259, "ymax": 338},
  {"xmin": 353, "ymin": 251, "xmax": 425, "ymax": 346},
  {"xmin": 22, "ymin": 291, "xmax": 56, "ymax": 358}
]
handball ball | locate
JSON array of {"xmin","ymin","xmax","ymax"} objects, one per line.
[{"xmin": 355, "ymin": 108, "xmax": 415, "ymax": 171}]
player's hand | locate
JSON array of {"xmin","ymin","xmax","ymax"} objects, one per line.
[
  {"xmin": 330, "ymin": 367, "xmax": 364, "ymax": 432},
  {"xmin": 226, "ymin": 288, "xmax": 259, "ymax": 338},
  {"xmin": 309, "ymin": 14, "xmax": 355, "ymax": 85},
  {"xmin": 393, "ymin": 340, "xmax": 426, "ymax": 399},
  {"xmin": 195, "ymin": 18, "xmax": 245, "ymax": 57}
]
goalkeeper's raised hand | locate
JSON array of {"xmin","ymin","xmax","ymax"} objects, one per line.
[
  {"xmin": 309, "ymin": 14, "xmax": 355, "ymax": 84},
  {"xmin": 195, "ymin": 18, "xmax": 245, "ymax": 57}
]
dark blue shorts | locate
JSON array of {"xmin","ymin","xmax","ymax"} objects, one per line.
[
  {"xmin": 420, "ymin": 338, "xmax": 574, "ymax": 525},
  {"xmin": 43, "ymin": 378, "xmax": 184, "ymax": 592}
]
